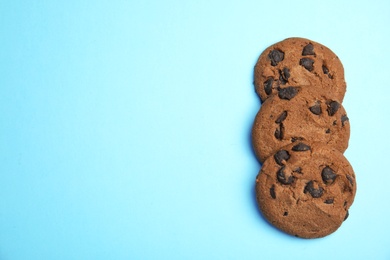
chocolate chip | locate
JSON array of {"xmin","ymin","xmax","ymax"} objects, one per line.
[
  {"xmin": 344, "ymin": 210, "xmax": 349, "ymax": 221},
  {"xmin": 299, "ymin": 58, "xmax": 314, "ymax": 71},
  {"xmin": 291, "ymin": 137, "xmax": 303, "ymax": 142},
  {"xmin": 274, "ymin": 123, "xmax": 284, "ymax": 140},
  {"xmin": 274, "ymin": 150, "xmax": 290, "ymax": 165},
  {"xmin": 292, "ymin": 142, "xmax": 311, "ymax": 152},
  {"xmin": 346, "ymin": 175, "xmax": 354, "ymax": 186},
  {"xmin": 322, "ymin": 65, "xmax": 329, "ymax": 74},
  {"xmin": 275, "ymin": 111, "xmax": 288, "ymax": 123},
  {"xmin": 277, "ymin": 166, "xmax": 294, "ymax": 185},
  {"xmin": 302, "ymin": 43, "xmax": 315, "ymax": 56},
  {"xmin": 309, "ymin": 102, "xmax": 322, "ymax": 115},
  {"xmin": 278, "ymin": 86, "xmax": 298, "ymax": 100},
  {"xmin": 268, "ymin": 49, "xmax": 284, "ymax": 66},
  {"xmin": 341, "ymin": 115, "xmax": 349, "ymax": 126},
  {"xmin": 274, "ymin": 128, "xmax": 281, "ymax": 140},
  {"xmin": 270, "ymin": 185, "xmax": 276, "ymax": 199},
  {"xmin": 324, "ymin": 198, "xmax": 334, "ymax": 204},
  {"xmin": 264, "ymin": 78, "xmax": 273, "ymax": 95},
  {"xmin": 293, "ymin": 167, "xmax": 302, "ymax": 174},
  {"xmin": 279, "ymin": 67, "xmax": 290, "ymax": 84},
  {"xmin": 322, "ymin": 65, "xmax": 333, "ymax": 78},
  {"xmin": 322, "ymin": 166, "xmax": 337, "ymax": 184},
  {"xmin": 304, "ymin": 181, "xmax": 323, "ymax": 198},
  {"xmin": 325, "ymin": 128, "xmax": 331, "ymax": 134},
  {"xmin": 327, "ymin": 101, "xmax": 340, "ymax": 116},
  {"xmin": 283, "ymin": 211, "xmax": 288, "ymax": 216}
]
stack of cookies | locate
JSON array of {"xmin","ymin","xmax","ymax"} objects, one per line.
[{"xmin": 251, "ymin": 37, "xmax": 356, "ymax": 238}]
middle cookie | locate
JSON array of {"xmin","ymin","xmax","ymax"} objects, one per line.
[{"xmin": 252, "ymin": 87, "xmax": 350, "ymax": 163}]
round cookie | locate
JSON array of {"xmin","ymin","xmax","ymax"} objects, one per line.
[
  {"xmin": 254, "ymin": 37, "xmax": 346, "ymax": 103},
  {"xmin": 255, "ymin": 142, "xmax": 356, "ymax": 238},
  {"xmin": 252, "ymin": 87, "xmax": 350, "ymax": 163}
]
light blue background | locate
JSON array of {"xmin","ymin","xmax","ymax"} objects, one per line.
[{"xmin": 1, "ymin": 0, "xmax": 389, "ymax": 259}]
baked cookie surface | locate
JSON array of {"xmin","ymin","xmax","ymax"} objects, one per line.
[
  {"xmin": 252, "ymin": 87, "xmax": 350, "ymax": 163},
  {"xmin": 255, "ymin": 142, "xmax": 356, "ymax": 238},
  {"xmin": 254, "ymin": 37, "xmax": 346, "ymax": 103}
]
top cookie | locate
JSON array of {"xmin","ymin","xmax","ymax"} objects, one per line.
[{"xmin": 254, "ymin": 37, "xmax": 346, "ymax": 103}]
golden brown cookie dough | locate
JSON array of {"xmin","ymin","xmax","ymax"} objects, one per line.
[
  {"xmin": 252, "ymin": 87, "xmax": 350, "ymax": 163},
  {"xmin": 254, "ymin": 37, "xmax": 346, "ymax": 103},
  {"xmin": 255, "ymin": 142, "xmax": 356, "ymax": 239}
]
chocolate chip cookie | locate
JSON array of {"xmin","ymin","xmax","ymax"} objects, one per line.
[
  {"xmin": 255, "ymin": 142, "xmax": 356, "ymax": 238},
  {"xmin": 252, "ymin": 87, "xmax": 350, "ymax": 163},
  {"xmin": 254, "ymin": 37, "xmax": 346, "ymax": 103}
]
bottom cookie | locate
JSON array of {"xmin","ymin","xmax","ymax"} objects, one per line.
[{"xmin": 255, "ymin": 142, "xmax": 356, "ymax": 238}]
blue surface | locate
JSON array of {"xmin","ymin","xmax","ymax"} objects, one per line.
[{"xmin": 1, "ymin": 0, "xmax": 389, "ymax": 259}]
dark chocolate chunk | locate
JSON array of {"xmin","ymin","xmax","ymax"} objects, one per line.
[
  {"xmin": 302, "ymin": 43, "xmax": 315, "ymax": 56},
  {"xmin": 264, "ymin": 78, "xmax": 273, "ymax": 95},
  {"xmin": 321, "ymin": 166, "xmax": 337, "ymax": 184},
  {"xmin": 344, "ymin": 210, "xmax": 349, "ymax": 221},
  {"xmin": 346, "ymin": 175, "xmax": 354, "ymax": 186},
  {"xmin": 274, "ymin": 128, "xmax": 281, "ymax": 140},
  {"xmin": 270, "ymin": 185, "xmax": 276, "ymax": 199},
  {"xmin": 341, "ymin": 115, "xmax": 349, "ymax": 126},
  {"xmin": 293, "ymin": 167, "xmax": 302, "ymax": 174},
  {"xmin": 309, "ymin": 102, "xmax": 322, "ymax": 115},
  {"xmin": 274, "ymin": 123, "xmax": 285, "ymax": 140},
  {"xmin": 274, "ymin": 150, "xmax": 290, "ymax": 165},
  {"xmin": 292, "ymin": 142, "xmax": 311, "ymax": 152},
  {"xmin": 327, "ymin": 101, "xmax": 340, "ymax": 116},
  {"xmin": 279, "ymin": 67, "xmax": 290, "ymax": 84},
  {"xmin": 275, "ymin": 111, "xmax": 288, "ymax": 123},
  {"xmin": 277, "ymin": 166, "xmax": 294, "ymax": 185},
  {"xmin": 278, "ymin": 86, "xmax": 298, "ymax": 100},
  {"xmin": 324, "ymin": 198, "xmax": 334, "ymax": 204},
  {"xmin": 322, "ymin": 65, "xmax": 329, "ymax": 74},
  {"xmin": 299, "ymin": 58, "xmax": 314, "ymax": 71},
  {"xmin": 268, "ymin": 49, "xmax": 284, "ymax": 66},
  {"xmin": 279, "ymin": 124, "xmax": 285, "ymax": 136},
  {"xmin": 291, "ymin": 137, "xmax": 304, "ymax": 142},
  {"xmin": 304, "ymin": 181, "xmax": 323, "ymax": 198},
  {"xmin": 322, "ymin": 65, "xmax": 334, "ymax": 78}
]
